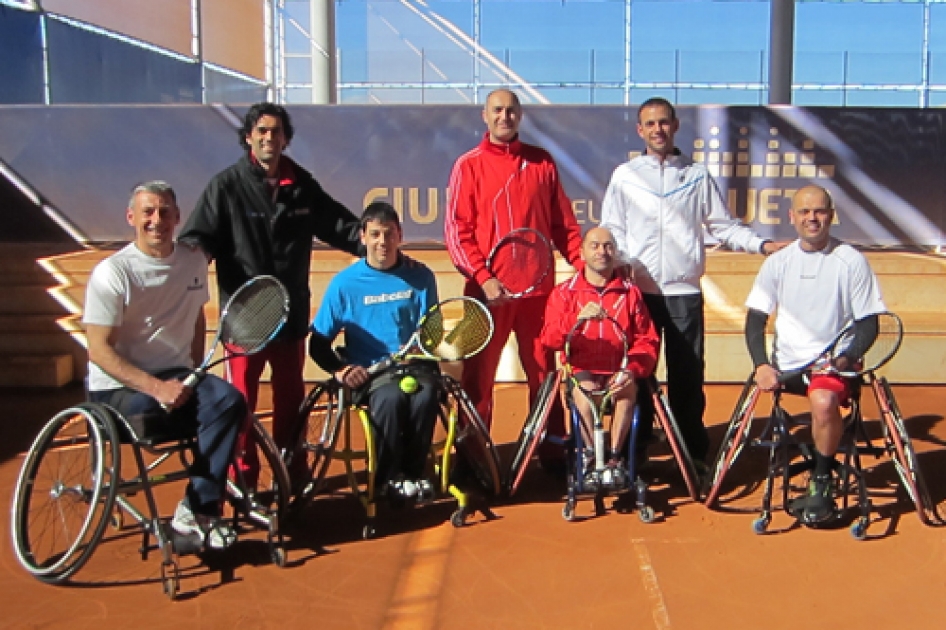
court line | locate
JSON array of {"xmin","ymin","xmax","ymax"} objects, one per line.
[
  {"xmin": 633, "ymin": 539, "xmax": 672, "ymax": 630},
  {"xmin": 382, "ymin": 525, "xmax": 455, "ymax": 630}
]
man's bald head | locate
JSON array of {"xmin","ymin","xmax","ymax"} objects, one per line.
[
  {"xmin": 482, "ymin": 89, "xmax": 522, "ymax": 144},
  {"xmin": 790, "ymin": 184, "xmax": 834, "ymax": 251},
  {"xmin": 581, "ymin": 227, "xmax": 619, "ymax": 280}
]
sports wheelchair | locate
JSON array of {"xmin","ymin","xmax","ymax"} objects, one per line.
[
  {"xmin": 10, "ymin": 403, "xmax": 290, "ymax": 600},
  {"xmin": 285, "ymin": 373, "xmax": 502, "ymax": 539},
  {"xmin": 703, "ymin": 370, "xmax": 942, "ymax": 538},
  {"xmin": 507, "ymin": 372, "xmax": 702, "ymax": 521}
]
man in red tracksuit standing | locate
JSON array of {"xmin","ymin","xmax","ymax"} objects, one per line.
[{"xmin": 445, "ymin": 89, "xmax": 583, "ymax": 467}]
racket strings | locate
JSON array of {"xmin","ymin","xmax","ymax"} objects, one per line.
[
  {"xmin": 860, "ymin": 314, "xmax": 903, "ymax": 371},
  {"xmin": 220, "ymin": 281, "xmax": 289, "ymax": 354},
  {"xmin": 419, "ymin": 299, "xmax": 493, "ymax": 360},
  {"xmin": 565, "ymin": 317, "xmax": 629, "ymax": 377},
  {"xmin": 490, "ymin": 231, "xmax": 553, "ymax": 295}
]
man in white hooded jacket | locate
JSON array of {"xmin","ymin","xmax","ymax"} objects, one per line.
[{"xmin": 601, "ymin": 97, "xmax": 780, "ymax": 466}]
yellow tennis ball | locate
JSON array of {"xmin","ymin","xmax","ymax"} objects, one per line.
[{"xmin": 399, "ymin": 375, "xmax": 419, "ymax": 394}]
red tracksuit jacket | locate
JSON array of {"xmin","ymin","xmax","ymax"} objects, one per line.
[
  {"xmin": 541, "ymin": 270, "xmax": 660, "ymax": 378},
  {"xmin": 445, "ymin": 133, "xmax": 582, "ymax": 294}
]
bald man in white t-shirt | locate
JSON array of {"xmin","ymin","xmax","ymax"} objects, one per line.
[{"xmin": 744, "ymin": 184, "xmax": 886, "ymax": 524}]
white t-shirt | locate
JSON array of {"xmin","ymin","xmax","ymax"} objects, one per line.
[
  {"xmin": 744, "ymin": 238, "xmax": 886, "ymax": 370},
  {"xmin": 83, "ymin": 243, "xmax": 209, "ymax": 391}
]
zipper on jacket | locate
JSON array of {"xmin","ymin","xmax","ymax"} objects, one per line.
[{"xmin": 658, "ymin": 160, "xmax": 665, "ymax": 287}]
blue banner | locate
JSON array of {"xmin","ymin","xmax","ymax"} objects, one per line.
[{"xmin": 0, "ymin": 104, "xmax": 943, "ymax": 248}]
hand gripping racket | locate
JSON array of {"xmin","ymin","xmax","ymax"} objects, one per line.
[
  {"xmin": 778, "ymin": 311, "xmax": 902, "ymax": 382},
  {"xmin": 368, "ymin": 297, "xmax": 494, "ymax": 375},
  {"xmin": 486, "ymin": 228, "xmax": 554, "ymax": 299},
  {"xmin": 563, "ymin": 314, "xmax": 632, "ymax": 473},
  {"xmin": 161, "ymin": 275, "xmax": 289, "ymax": 411}
]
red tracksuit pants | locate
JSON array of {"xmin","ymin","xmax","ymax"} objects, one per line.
[
  {"xmin": 461, "ymin": 283, "xmax": 565, "ymax": 459},
  {"xmin": 227, "ymin": 337, "xmax": 307, "ymax": 483}
]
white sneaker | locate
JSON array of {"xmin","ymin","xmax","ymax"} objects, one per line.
[
  {"xmin": 414, "ymin": 479, "xmax": 435, "ymax": 504},
  {"xmin": 388, "ymin": 479, "xmax": 419, "ymax": 500},
  {"xmin": 171, "ymin": 500, "xmax": 237, "ymax": 551}
]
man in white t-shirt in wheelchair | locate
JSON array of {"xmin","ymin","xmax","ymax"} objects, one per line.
[{"xmin": 744, "ymin": 184, "xmax": 886, "ymax": 524}]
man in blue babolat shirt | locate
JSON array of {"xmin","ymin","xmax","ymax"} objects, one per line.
[{"xmin": 308, "ymin": 202, "xmax": 441, "ymax": 501}]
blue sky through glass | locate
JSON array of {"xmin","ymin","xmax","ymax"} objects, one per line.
[{"xmin": 332, "ymin": 0, "xmax": 946, "ymax": 106}]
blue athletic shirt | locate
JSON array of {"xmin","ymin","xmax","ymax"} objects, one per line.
[{"xmin": 312, "ymin": 254, "xmax": 439, "ymax": 368}]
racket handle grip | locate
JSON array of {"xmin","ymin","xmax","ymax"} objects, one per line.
[
  {"xmin": 594, "ymin": 426, "xmax": 607, "ymax": 471},
  {"xmin": 368, "ymin": 358, "xmax": 392, "ymax": 376},
  {"xmin": 158, "ymin": 371, "xmax": 202, "ymax": 413},
  {"xmin": 181, "ymin": 371, "xmax": 200, "ymax": 388}
]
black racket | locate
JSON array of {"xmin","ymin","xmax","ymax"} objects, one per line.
[
  {"xmin": 485, "ymin": 227, "xmax": 554, "ymax": 299},
  {"xmin": 161, "ymin": 275, "xmax": 289, "ymax": 410},
  {"xmin": 778, "ymin": 311, "xmax": 902, "ymax": 382}
]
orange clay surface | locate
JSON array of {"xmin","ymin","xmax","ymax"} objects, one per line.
[{"xmin": 1, "ymin": 382, "xmax": 945, "ymax": 629}]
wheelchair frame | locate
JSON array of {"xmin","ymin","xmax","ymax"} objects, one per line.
[
  {"xmin": 507, "ymin": 372, "xmax": 702, "ymax": 515},
  {"xmin": 286, "ymin": 374, "xmax": 502, "ymax": 539},
  {"xmin": 703, "ymin": 371, "xmax": 943, "ymax": 538},
  {"xmin": 10, "ymin": 402, "xmax": 290, "ymax": 600},
  {"xmin": 561, "ymin": 383, "xmax": 652, "ymax": 522}
]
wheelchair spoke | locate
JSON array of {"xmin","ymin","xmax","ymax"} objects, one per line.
[
  {"xmin": 11, "ymin": 405, "xmax": 119, "ymax": 582},
  {"xmin": 443, "ymin": 376, "xmax": 502, "ymax": 497},
  {"xmin": 507, "ymin": 369, "xmax": 561, "ymax": 497},
  {"xmin": 704, "ymin": 379, "xmax": 759, "ymax": 508},
  {"xmin": 874, "ymin": 378, "xmax": 944, "ymax": 526}
]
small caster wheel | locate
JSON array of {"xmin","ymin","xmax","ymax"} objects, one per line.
[
  {"xmin": 850, "ymin": 520, "xmax": 868, "ymax": 540},
  {"xmin": 363, "ymin": 524, "xmax": 376, "ymax": 540},
  {"xmin": 450, "ymin": 509, "xmax": 467, "ymax": 528},
  {"xmin": 161, "ymin": 561, "xmax": 179, "ymax": 601},
  {"xmin": 562, "ymin": 501, "xmax": 576, "ymax": 522},
  {"xmin": 751, "ymin": 516, "xmax": 770, "ymax": 535},
  {"xmin": 638, "ymin": 505, "xmax": 656, "ymax": 524},
  {"xmin": 110, "ymin": 509, "xmax": 124, "ymax": 531},
  {"xmin": 271, "ymin": 546, "xmax": 287, "ymax": 567}
]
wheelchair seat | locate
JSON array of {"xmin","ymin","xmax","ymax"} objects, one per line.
[{"xmin": 287, "ymin": 374, "xmax": 502, "ymax": 539}]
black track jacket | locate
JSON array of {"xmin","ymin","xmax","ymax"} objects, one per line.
[{"xmin": 180, "ymin": 153, "xmax": 362, "ymax": 340}]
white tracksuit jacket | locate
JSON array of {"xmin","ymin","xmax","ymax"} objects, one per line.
[{"xmin": 600, "ymin": 151, "xmax": 768, "ymax": 297}]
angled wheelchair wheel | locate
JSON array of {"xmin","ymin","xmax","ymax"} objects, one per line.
[
  {"xmin": 647, "ymin": 378, "xmax": 701, "ymax": 502},
  {"xmin": 228, "ymin": 415, "xmax": 291, "ymax": 527},
  {"xmin": 704, "ymin": 378, "xmax": 760, "ymax": 508},
  {"xmin": 873, "ymin": 377, "xmax": 942, "ymax": 525},
  {"xmin": 442, "ymin": 375, "xmax": 502, "ymax": 497},
  {"xmin": 507, "ymin": 369, "xmax": 562, "ymax": 497},
  {"xmin": 10, "ymin": 404, "xmax": 120, "ymax": 582},
  {"xmin": 289, "ymin": 381, "xmax": 343, "ymax": 508}
]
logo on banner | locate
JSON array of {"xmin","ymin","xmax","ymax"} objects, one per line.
[{"xmin": 627, "ymin": 124, "xmax": 839, "ymax": 227}]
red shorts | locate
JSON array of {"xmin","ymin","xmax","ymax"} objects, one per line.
[{"xmin": 807, "ymin": 373, "xmax": 852, "ymax": 406}]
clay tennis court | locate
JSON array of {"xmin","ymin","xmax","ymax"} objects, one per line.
[{"xmin": 2, "ymin": 379, "xmax": 944, "ymax": 629}]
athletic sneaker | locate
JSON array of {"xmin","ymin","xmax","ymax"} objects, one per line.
[
  {"xmin": 387, "ymin": 479, "xmax": 419, "ymax": 500},
  {"xmin": 602, "ymin": 459, "xmax": 629, "ymax": 489},
  {"xmin": 802, "ymin": 473, "xmax": 836, "ymax": 524},
  {"xmin": 171, "ymin": 500, "xmax": 237, "ymax": 551},
  {"xmin": 414, "ymin": 479, "xmax": 435, "ymax": 504}
]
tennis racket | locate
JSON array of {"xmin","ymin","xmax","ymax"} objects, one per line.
[
  {"xmin": 777, "ymin": 311, "xmax": 902, "ymax": 382},
  {"xmin": 161, "ymin": 275, "xmax": 289, "ymax": 411},
  {"xmin": 563, "ymin": 314, "xmax": 632, "ymax": 473},
  {"xmin": 485, "ymin": 227, "xmax": 554, "ymax": 299},
  {"xmin": 368, "ymin": 297, "xmax": 494, "ymax": 375}
]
